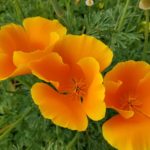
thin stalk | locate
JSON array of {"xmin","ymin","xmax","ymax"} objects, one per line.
[
  {"xmin": 50, "ymin": 0, "xmax": 64, "ymax": 18},
  {"xmin": 143, "ymin": 10, "xmax": 149, "ymax": 59},
  {"xmin": 13, "ymin": 0, "xmax": 24, "ymax": 22},
  {"xmin": 56, "ymin": 126, "xmax": 60, "ymax": 137},
  {"xmin": 66, "ymin": 132, "xmax": 80, "ymax": 150},
  {"xmin": 65, "ymin": 0, "xmax": 73, "ymax": 31},
  {"xmin": 116, "ymin": 0, "xmax": 130, "ymax": 31},
  {"xmin": 0, "ymin": 108, "xmax": 31, "ymax": 140}
]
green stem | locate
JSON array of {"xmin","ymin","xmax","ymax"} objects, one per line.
[
  {"xmin": 65, "ymin": 0, "xmax": 73, "ymax": 31},
  {"xmin": 0, "ymin": 108, "xmax": 31, "ymax": 140},
  {"xmin": 13, "ymin": 0, "xmax": 24, "ymax": 23},
  {"xmin": 143, "ymin": 10, "xmax": 149, "ymax": 59},
  {"xmin": 50, "ymin": 0, "xmax": 64, "ymax": 18},
  {"xmin": 66, "ymin": 132, "xmax": 80, "ymax": 150},
  {"xmin": 56, "ymin": 126, "xmax": 60, "ymax": 137},
  {"xmin": 115, "ymin": 0, "xmax": 130, "ymax": 31}
]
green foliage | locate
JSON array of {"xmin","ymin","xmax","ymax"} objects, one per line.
[{"xmin": 0, "ymin": 0, "xmax": 148, "ymax": 149}]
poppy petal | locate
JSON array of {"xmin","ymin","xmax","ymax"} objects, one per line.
[
  {"xmin": 136, "ymin": 72, "xmax": 150, "ymax": 117},
  {"xmin": 104, "ymin": 61, "xmax": 150, "ymax": 117},
  {"xmin": 104, "ymin": 60, "xmax": 150, "ymax": 90},
  {"xmin": 0, "ymin": 53, "xmax": 15, "ymax": 80},
  {"xmin": 104, "ymin": 80, "xmax": 134, "ymax": 118},
  {"xmin": 29, "ymin": 52, "xmax": 70, "ymax": 83},
  {"xmin": 23, "ymin": 17, "xmax": 67, "ymax": 50},
  {"xmin": 54, "ymin": 34, "xmax": 113, "ymax": 71},
  {"xmin": 103, "ymin": 113, "xmax": 150, "ymax": 150},
  {"xmin": 31, "ymin": 82, "xmax": 88, "ymax": 131},
  {"xmin": 78, "ymin": 57, "xmax": 106, "ymax": 120},
  {"xmin": 13, "ymin": 50, "xmax": 46, "ymax": 67},
  {"xmin": 0, "ymin": 24, "xmax": 30, "ymax": 54}
]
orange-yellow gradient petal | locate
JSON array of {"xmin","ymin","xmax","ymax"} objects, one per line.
[
  {"xmin": 136, "ymin": 72, "xmax": 150, "ymax": 117},
  {"xmin": 13, "ymin": 50, "xmax": 47, "ymax": 67},
  {"xmin": 0, "ymin": 24, "xmax": 30, "ymax": 54},
  {"xmin": 0, "ymin": 17, "xmax": 67, "ymax": 80},
  {"xmin": 104, "ymin": 60, "xmax": 150, "ymax": 89},
  {"xmin": 0, "ymin": 53, "xmax": 15, "ymax": 80},
  {"xmin": 23, "ymin": 17, "xmax": 67, "ymax": 50},
  {"xmin": 54, "ymin": 34, "xmax": 113, "ymax": 71},
  {"xmin": 31, "ymin": 83, "xmax": 88, "ymax": 131},
  {"xmin": 103, "ymin": 113, "xmax": 150, "ymax": 150},
  {"xmin": 78, "ymin": 57, "xmax": 106, "ymax": 120},
  {"xmin": 104, "ymin": 61, "xmax": 150, "ymax": 116},
  {"xmin": 29, "ymin": 53, "xmax": 70, "ymax": 83},
  {"xmin": 104, "ymin": 80, "xmax": 134, "ymax": 118},
  {"xmin": 103, "ymin": 60, "xmax": 150, "ymax": 150}
]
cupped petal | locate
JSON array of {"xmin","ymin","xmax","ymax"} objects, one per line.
[
  {"xmin": 23, "ymin": 17, "xmax": 67, "ymax": 50},
  {"xmin": 29, "ymin": 52, "xmax": 70, "ymax": 83},
  {"xmin": 13, "ymin": 50, "xmax": 47, "ymax": 67},
  {"xmin": 104, "ymin": 61, "xmax": 150, "ymax": 91},
  {"xmin": 11, "ymin": 50, "xmax": 49, "ymax": 77},
  {"xmin": 0, "ymin": 50, "xmax": 47, "ymax": 80},
  {"xmin": 77, "ymin": 57, "xmax": 106, "ymax": 120},
  {"xmin": 0, "ymin": 53, "xmax": 16, "ymax": 80},
  {"xmin": 114, "ymin": 108, "xmax": 134, "ymax": 119},
  {"xmin": 104, "ymin": 61, "xmax": 150, "ymax": 117},
  {"xmin": 104, "ymin": 80, "xmax": 123, "ymax": 107},
  {"xmin": 0, "ymin": 24, "xmax": 30, "ymax": 54},
  {"xmin": 102, "ymin": 113, "xmax": 150, "ymax": 150},
  {"xmin": 31, "ymin": 82, "xmax": 88, "ymax": 131},
  {"xmin": 104, "ymin": 80, "xmax": 134, "ymax": 118},
  {"xmin": 136, "ymin": 72, "xmax": 150, "ymax": 117},
  {"xmin": 54, "ymin": 34, "xmax": 113, "ymax": 71}
]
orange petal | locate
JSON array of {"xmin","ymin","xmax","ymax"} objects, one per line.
[
  {"xmin": 104, "ymin": 80, "xmax": 122, "ymax": 107},
  {"xmin": 104, "ymin": 61, "xmax": 150, "ymax": 91},
  {"xmin": 31, "ymin": 82, "xmax": 88, "ymax": 131},
  {"xmin": 104, "ymin": 61, "xmax": 150, "ymax": 117},
  {"xmin": 54, "ymin": 34, "xmax": 113, "ymax": 71},
  {"xmin": 0, "ymin": 24, "xmax": 30, "ymax": 54},
  {"xmin": 0, "ymin": 50, "xmax": 45, "ymax": 80},
  {"xmin": 102, "ymin": 113, "xmax": 150, "ymax": 150},
  {"xmin": 0, "ymin": 53, "xmax": 16, "ymax": 80},
  {"xmin": 78, "ymin": 57, "xmax": 106, "ymax": 120},
  {"xmin": 29, "ymin": 52, "xmax": 70, "ymax": 83},
  {"xmin": 8, "ymin": 50, "xmax": 50, "ymax": 77},
  {"xmin": 13, "ymin": 50, "xmax": 47, "ymax": 67},
  {"xmin": 136, "ymin": 72, "xmax": 150, "ymax": 117},
  {"xmin": 104, "ymin": 80, "xmax": 134, "ymax": 118},
  {"xmin": 23, "ymin": 17, "xmax": 67, "ymax": 50}
]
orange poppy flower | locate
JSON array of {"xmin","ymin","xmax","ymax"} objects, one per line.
[
  {"xmin": 0, "ymin": 16, "xmax": 67, "ymax": 80},
  {"xmin": 103, "ymin": 60, "xmax": 150, "ymax": 150},
  {"xmin": 54, "ymin": 34, "xmax": 113, "ymax": 72},
  {"xmin": 30, "ymin": 35, "xmax": 113, "ymax": 131}
]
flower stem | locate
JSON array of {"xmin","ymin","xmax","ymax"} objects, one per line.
[
  {"xmin": 50, "ymin": 0, "xmax": 64, "ymax": 18},
  {"xmin": 143, "ymin": 10, "xmax": 149, "ymax": 59},
  {"xmin": 13, "ymin": 0, "xmax": 24, "ymax": 23},
  {"xmin": 116, "ymin": 0, "xmax": 130, "ymax": 31},
  {"xmin": 66, "ymin": 132, "xmax": 80, "ymax": 150}
]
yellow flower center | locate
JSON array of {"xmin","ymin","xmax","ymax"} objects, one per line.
[
  {"xmin": 120, "ymin": 94, "xmax": 150, "ymax": 119},
  {"xmin": 72, "ymin": 78, "xmax": 87, "ymax": 98},
  {"xmin": 120, "ymin": 94, "xmax": 142, "ymax": 111}
]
